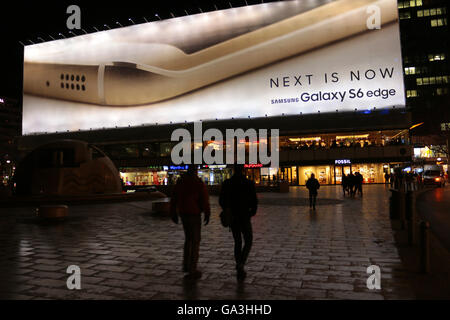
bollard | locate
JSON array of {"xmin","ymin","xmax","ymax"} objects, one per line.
[{"xmin": 419, "ymin": 220, "xmax": 430, "ymax": 273}]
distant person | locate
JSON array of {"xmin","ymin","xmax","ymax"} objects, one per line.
[
  {"xmin": 342, "ymin": 174, "xmax": 349, "ymax": 196},
  {"xmin": 389, "ymin": 173, "xmax": 395, "ymax": 188},
  {"xmin": 170, "ymin": 165, "xmax": 210, "ymax": 280},
  {"xmin": 306, "ymin": 173, "xmax": 320, "ymax": 210},
  {"xmin": 384, "ymin": 172, "xmax": 390, "ymax": 185},
  {"xmin": 219, "ymin": 164, "xmax": 258, "ymax": 281},
  {"xmin": 348, "ymin": 172, "xmax": 356, "ymax": 196},
  {"xmin": 355, "ymin": 172, "xmax": 363, "ymax": 196}
]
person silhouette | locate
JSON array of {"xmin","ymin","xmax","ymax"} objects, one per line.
[
  {"xmin": 170, "ymin": 165, "xmax": 210, "ymax": 280},
  {"xmin": 306, "ymin": 173, "xmax": 320, "ymax": 210},
  {"xmin": 219, "ymin": 164, "xmax": 258, "ymax": 281}
]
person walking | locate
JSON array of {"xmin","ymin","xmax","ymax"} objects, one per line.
[
  {"xmin": 384, "ymin": 172, "xmax": 390, "ymax": 186},
  {"xmin": 342, "ymin": 173, "xmax": 348, "ymax": 196},
  {"xmin": 348, "ymin": 172, "xmax": 356, "ymax": 197},
  {"xmin": 355, "ymin": 172, "xmax": 363, "ymax": 196},
  {"xmin": 306, "ymin": 173, "xmax": 320, "ymax": 211},
  {"xmin": 389, "ymin": 172, "xmax": 395, "ymax": 188},
  {"xmin": 219, "ymin": 164, "xmax": 258, "ymax": 281},
  {"xmin": 170, "ymin": 165, "xmax": 210, "ymax": 280}
]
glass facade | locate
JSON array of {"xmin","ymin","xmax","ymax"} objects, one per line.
[{"xmin": 282, "ymin": 163, "xmax": 391, "ymax": 186}]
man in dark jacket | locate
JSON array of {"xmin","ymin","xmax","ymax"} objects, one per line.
[
  {"xmin": 342, "ymin": 174, "xmax": 348, "ymax": 196},
  {"xmin": 306, "ymin": 173, "xmax": 320, "ymax": 210},
  {"xmin": 355, "ymin": 172, "xmax": 364, "ymax": 196},
  {"xmin": 219, "ymin": 164, "xmax": 258, "ymax": 280},
  {"xmin": 348, "ymin": 172, "xmax": 357, "ymax": 196},
  {"xmin": 170, "ymin": 165, "xmax": 210, "ymax": 280}
]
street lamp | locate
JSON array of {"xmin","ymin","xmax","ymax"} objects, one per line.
[
  {"xmin": 104, "ymin": 24, "xmax": 111, "ymax": 30},
  {"xmin": 58, "ymin": 33, "xmax": 66, "ymax": 39},
  {"xmin": 129, "ymin": 18, "xmax": 135, "ymax": 24},
  {"xmin": 116, "ymin": 21, "xmax": 123, "ymax": 27}
]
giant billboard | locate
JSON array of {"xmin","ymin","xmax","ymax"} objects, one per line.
[{"xmin": 23, "ymin": 0, "xmax": 405, "ymax": 134}]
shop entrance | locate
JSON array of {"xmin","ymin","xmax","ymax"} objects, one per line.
[
  {"xmin": 245, "ymin": 168, "xmax": 261, "ymax": 184},
  {"xmin": 334, "ymin": 165, "xmax": 352, "ymax": 184}
]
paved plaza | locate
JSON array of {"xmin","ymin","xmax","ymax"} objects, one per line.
[{"xmin": 0, "ymin": 185, "xmax": 416, "ymax": 300}]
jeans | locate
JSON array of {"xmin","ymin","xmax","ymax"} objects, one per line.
[
  {"xmin": 231, "ymin": 217, "xmax": 253, "ymax": 269},
  {"xmin": 181, "ymin": 214, "xmax": 202, "ymax": 273}
]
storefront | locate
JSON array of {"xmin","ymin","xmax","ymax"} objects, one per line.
[
  {"xmin": 281, "ymin": 161, "xmax": 396, "ymax": 185},
  {"xmin": 198, "ymin": 165, "xmax": 233, "ymax": 185},
  {"xmin": 120, "ymin": 167, "xmax": 168, "ymax": 186}
]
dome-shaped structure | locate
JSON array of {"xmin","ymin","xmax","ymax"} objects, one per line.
[{"xmin": 14, "ymin": 140, "xmax": 122, "ymax": 196}]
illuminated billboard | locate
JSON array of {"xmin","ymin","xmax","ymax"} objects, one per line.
[{"xmin": 23, "ymin": 0, "xmax": 405, "ymax": 134}]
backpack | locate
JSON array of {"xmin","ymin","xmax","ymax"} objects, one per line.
[{"xmin": 220, "ymin": 208, "xmax": 233, "ymax": 228}]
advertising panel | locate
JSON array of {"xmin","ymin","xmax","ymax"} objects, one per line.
[{"xmin": 23, "ymin": 0, "xmax": 405, "ymax": 134}]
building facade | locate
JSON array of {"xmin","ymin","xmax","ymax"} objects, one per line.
[
  {"xmin": 20, "ymin": 0, "xmax": 450, "ymax": 187},
  {"xmin": 0, "ymin": 97, "xmax": 20, "ymax": 186}
]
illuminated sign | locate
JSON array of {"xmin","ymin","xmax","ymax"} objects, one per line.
[
  {"xmin": 203, "ymin": 165, "xmax": 227, "ymax": 169},
  {"xmin": 169, "ymin": 165, "xmax": 189, "ymax": 170},
  {"xmin": 244, "ymin": 164, "xmax": 263, "ymax": 168},
  {"xmin": 335, "ymin": 159, "xmax": 351, "ymax": 165},
  {"xmin": 22, "ymin": 0, "xmax": 405, "ymax": 134}
]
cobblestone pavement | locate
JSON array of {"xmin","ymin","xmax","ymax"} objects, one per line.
[{"xmin": 0, "ymin": 185, "xmax": 416, "ymax": 300}]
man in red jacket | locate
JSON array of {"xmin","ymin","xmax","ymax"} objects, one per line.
[{"xmin": 170, "ymin": 165, "xmax": 210, "ymax": 279}]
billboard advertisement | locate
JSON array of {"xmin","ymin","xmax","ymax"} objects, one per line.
[{"xmin": 23, "ymin": 0, "xmax": 405, "ymax": 134}]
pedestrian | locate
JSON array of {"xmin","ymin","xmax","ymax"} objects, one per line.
[
  {"xmin": 355, "ymin": 172, "xmax": 363, "ymax": 196},
  {"xmin": 219, "ymin": 164, "xmax": 258, "ymax": 280},
  {"xmin": 170, "ymin": 165, "xmax": 210, "ymax": 280},
  {"xmin": 348, "ymin": 172, "xmax": 356, "ymax": 196},
  {"xmin": 342, "ymin": 174, "xmax": 348, "ymax": 196},
  {"xmin": 306, "ymin": 173, "xmax": 320, "ymax": 210},
  {"xmin": 384, "ymin": 172, "xmax": 390, "ymax": 185}
]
